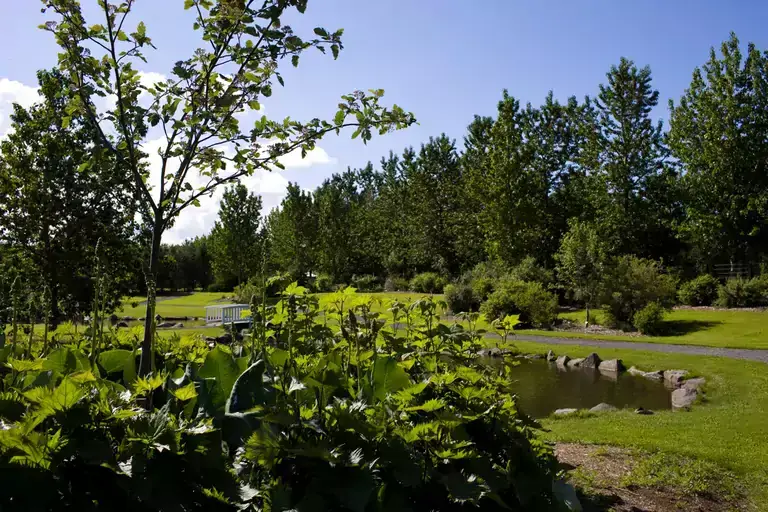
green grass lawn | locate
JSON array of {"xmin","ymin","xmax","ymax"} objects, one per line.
[
  {"xmin": 530, "ymin": 308, "xmax": 768, "ymax": 350},
  {"xmin": 506, "ymin": 340, "xmax": 768, "ymax": 507},
  {"xmin": 116, "ymin": 292, "xmax": 233, "ymax": 318}
]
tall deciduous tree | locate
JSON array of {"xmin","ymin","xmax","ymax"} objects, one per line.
[
  {"xmin": 555, "ymin": 220, "xmax": 609, "ymax": 325},
  {"xmin": 41, "ymin": 0, "xmax": 414, "ymax": 375},
  {"xmin": 587, "ymin": 58, "xmax": 668, "ymax": 255},
  {"xmin": 209, "ymin": 183, "xmax": 264, "ymax": 287},
  {"xmin": 0, "ymin": 69, "xmax": 136, "ymax": 326},
  {"xmin": 669, "ymin": 33, "xmax": 768, "ymax": 269}
]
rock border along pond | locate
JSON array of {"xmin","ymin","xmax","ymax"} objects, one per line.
[{"xmin": 538, "ymin": 350, "xmax": 706, "ymax": 415}]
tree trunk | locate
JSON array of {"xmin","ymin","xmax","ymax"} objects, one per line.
[{"xmin": 139, "ymin": 219, "xmax": 163, "ymax": 377}]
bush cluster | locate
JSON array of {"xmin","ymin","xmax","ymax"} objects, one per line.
[
  {"xmin": 444, "ymin": 283, "xmax": 479, "ymax": 313},
  {"xmin": 384, "ymin": 276, "xmax": 409, "ymax": 292},
  {"xmin": 409, "ymin": 272, "xmax": 448, "ymax": 294},
  {"xmin": 633, "ymin": 301, "xmax": 667, "ymax": 334},
  {"xmin": 601, "ymin": 256, "xmax": 676, "ymax": 328},
  {"xmin": 350, "ymin": 274, "xmax": 383, "ymax": 292},
  {"xmin": 678, "ymin": 274, "xmax": 719, "ymax": 306},
  {"xmin": 715, "ymin": 276, "xmax": 768, "ymax": 308},
  {"xmin": 313, "ymin": 273, "xmax": 335, "ymax": 293},
  {"xmin": 479, "ymin": 279, "xmax": 558, "ymax": 328}
]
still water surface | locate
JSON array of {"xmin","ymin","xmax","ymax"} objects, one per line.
[{"xmin": 498, "ymin": 358, "xmax": 672, "ymax": 418}]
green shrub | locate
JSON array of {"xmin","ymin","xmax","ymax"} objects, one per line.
[
  {"xmin": 514, "ymin": 281, "xmax": 558, "ymax": 327},
  {"xmin": 678, "ymin": 274, "xmax": 719, "ymax": 306},
  {"xmin": 350, "ymin": 274, "xmax": 383, "ymax": 292},
  {"xmin": 384, "ymin": 276, "xmax": 409, "ymax": 292},
  {"xmin": 444, "ymin": 283, "xmax": 479, "ymax": 313},
  {"xmin": 601, "ymin": 256, "xmax": 677, "ymax": 327},
  {"xmin": 480, "ymin": 280, "xmax": 557, "ymax": 327},
  {"xmin": 206, "ymin": 281, "xmax": 231, "ymax": 293},
  {"xmin": 509, "ymin": 256, "xmax": 554, "ymax": 288},
  {"xmin": 409, "ymin": 272, "xmax": 448, "ymax": 293},
  {"xmin": 633, "ymin": 301, "xmax": 667, "ymax": 335},
  {"xmin": 480, "ymin": 280, "xmax": 524, "ymax": 321},
  {"xmin": 313, "ymin": 273, "xmax": 334, "ymax": 293},
  {"xmin": 716, "ymin": 276, "xmax": 768, "ymax": 308},
  {"xmin": 470, "ymin": 277, "xmax": 496, "ymax": 301}
]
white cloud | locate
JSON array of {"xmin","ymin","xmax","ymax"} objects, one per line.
[
  {"xmin": 278, "ymin": 146, "xmax": 336, "ymax": 168},
  {"xmin": 146, "ymin": 138, "xmax": 335, "ymax": 244},
  {"xmin": 0, "ymin": 78, "xmax": 40, "ymax": 138}
]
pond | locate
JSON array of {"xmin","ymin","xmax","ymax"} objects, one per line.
[{"xmin": 498, "ymin": 358, "xmax": 672, "ymax": 418}]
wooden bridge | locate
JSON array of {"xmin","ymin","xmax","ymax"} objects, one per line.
[{"xmin": 205, "ymin": 304, "xmax": 251, "ymax": 326}]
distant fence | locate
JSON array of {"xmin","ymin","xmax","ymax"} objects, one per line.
[{"xmin": 712, "ymin": 263, "xmax": 762, "ymax": 280}]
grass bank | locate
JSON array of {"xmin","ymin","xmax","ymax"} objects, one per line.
[{"xmin": 509, "ymin": 340, "xmax": 768, "ymax": 507}]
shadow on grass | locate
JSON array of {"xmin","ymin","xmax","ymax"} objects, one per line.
[
  {"xmin": 660, "ymin": 319, "xmax": 721, "ymax": 336},
  {"xmin": 578, "ymin": 491, "xmax": 624, "ymax": 511}
]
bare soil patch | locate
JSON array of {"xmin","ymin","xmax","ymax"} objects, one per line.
[{"xmin": 556, "ymin": 443, "xmax": 747, "ymax": 511}]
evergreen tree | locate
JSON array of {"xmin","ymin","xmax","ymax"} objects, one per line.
[{"xmin": 209, "ymin": 184, "xmax": 264, "ymax": 287}]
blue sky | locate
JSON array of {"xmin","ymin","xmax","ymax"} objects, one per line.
[{"xmin": 2, "ymin": 1, "xmax": 767, "ymax": 242}]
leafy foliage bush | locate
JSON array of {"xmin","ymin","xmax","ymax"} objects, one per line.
[
  {"xmin": 601, "ymin": 256, "xmax": 677, "ymax": 328},
  {"xmin": 633, "ymin": 301, "xmax": 667, "ymax": 334},
  {"xmin": 479, "ymin": 280, "xmax": 558, "ymax": 327},
  {"xmin": 0, "ymin": 286, "xmax": 559, "ymax": 510},
  {"xmin": 206, "ymin": 281, "xmax": 231, "ymax": 293},
  {"xmin": 409, "ymin": 272, "xmax": 448, "ymax": 293},
  {"xmin": 678, "ymin": 274, "xmax": 719, "ymax": 306},
  {"xmin": 715, "ymin": 276, "xmax": 768, "ymax": 308},
  {"xmin": 444, "ymin": 283, "xmax": 479, "ymax": 313},
  {"xmin": 384, "ymin": 276, "xmax": 409, "ymax": 292},
  {"xmin": 313, "ymin": 273, "xmax": 334, "ymax": 292},
  {"xmin": 350, "ymin": 274, "xmax": 383, "ymax": 292},
  {"xmin": 513, "ymin": 281, "xmax": 558, "ymax": 327},
  {"xmin": 509, "ymin": 256, "xmax": 554, "ymax": 288}
]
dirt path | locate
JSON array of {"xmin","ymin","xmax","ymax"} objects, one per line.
[{"xmin": 508, "ymin": 333, "xmax": 768, "ymax": 364}]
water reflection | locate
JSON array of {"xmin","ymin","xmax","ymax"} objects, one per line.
[{"xmin": 484, "ymin": 357, "xmax": 672, "ymax": 418}]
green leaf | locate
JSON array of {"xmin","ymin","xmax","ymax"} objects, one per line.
[
  {"xmin": 117, "ymin": 30, "xmax": 129, "ymax": 41},
  {"xmin": 372, "ymin": 356, "xmax": 411, "ymax": 400},
  {"xmin": 99, "ymin": 349, "xmax": 133, "ymax": 373},
  {"xmin": 331, "ymin": 44, "xmax": 340, "ymax": 59},
  {"xmin": 292, "ymin": 55, "xmax": 299, "ymax": 67},
  {"xmin": 184, "ymin": 0, "xmax": 195, "ymax": 8},
  {"xmin": 313, "ymin": 27, "xmax": 328, "ymax": 38},
  {"xmin": 248, "ymin": 100, "xmax": 260, "ymax": 111},
  {"xmin": 226, "ymin": 360, "xmax": 269, "ymax": 414},
  {"xmin": 137, "ymin": 21, "xmax": 146, "ymax": 38},
  {"xmin": 43, "ymin": 348, "xmax": 78, "ymax": 374},
  {"xmin": 61, "ymin": 116, "xmax": 71, "ymax": 129},
  {"xmin": 90, "ymin": 24, "xmax": 105, "ymax": 33},
  {"xmin": 173, "ymin": 382, "xmax": 198, "ymax": 401},
  {"xmin": 334, "ymin": 110, "xmax": 345, "ymax": 125},
  {"xmin": 199, "ymin": 346, "xmax": 240, "ymax": 411}
]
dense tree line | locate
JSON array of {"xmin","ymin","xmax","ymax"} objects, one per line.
[
  {"xmin": 4, "ymin": 34, "xmax": 768, "ymax": 319},
  {"xmin": 260, "ymin": 35, "xmax": 768, "ymax": 286}
]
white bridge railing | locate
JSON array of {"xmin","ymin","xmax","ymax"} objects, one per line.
[{"xmin": 205, "ymin": 304, "xmax": 251, "ymax": 325}]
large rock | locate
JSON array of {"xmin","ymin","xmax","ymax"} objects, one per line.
[
  {"xmin": 634, "ymin": 407, "xmax": 654, "ymax": 415},
  {"xmin": 567, "ymin": 358, "xmax": 584, "ymax": 368},
  {"xmin": 121, "ymin": 316, "xmax": 137, "ymax": 321},
  {"xmin": 173, "ymin": 323, "xmax": 185, "ymax": 329},
  {"xmin": 628, "ymin": 367, "xmax": 663, "ymax": 381},
  {"xmin": 554, "ymin": 408, "xmax": 578, "ymax": 416},
  {"xmin": 116, "ymin": 321, "xmax": 129, "ymax": 328},
  {"xmin": 672, "ymin": 387, "xmax": 698, "ymax": 409},
  {"xmin": 663, "ymin": 370, "xmax": 689, "ymax": 388},
  {"xmin": 590, "ymin": 402, "xmax": 618, "ymax": 413},
  {"xmin": 556, "ymin": 355, "xmax": 570, "ymax": 368},
  {"xmin": 546, "ymin": 350, "xmax": 556, "ymax": 362},
  {"xmin": 598, "ymin": 359, "xmax": 625, "ymax": 373},
  {"xmin": 684, "ymin": 377, "xmax": 706, "ymax": 391},
  {"xmin": 581, "ymin": 352, "xmax": 601, "ymax": 369},
  {"xmin": 157, "ymin": 321, "xmax": 176, "ymax": 328}
]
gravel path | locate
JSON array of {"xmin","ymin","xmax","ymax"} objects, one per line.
[{"xmin": 508, "ymin": 333, "xmax": 768, "ymax": 364}]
